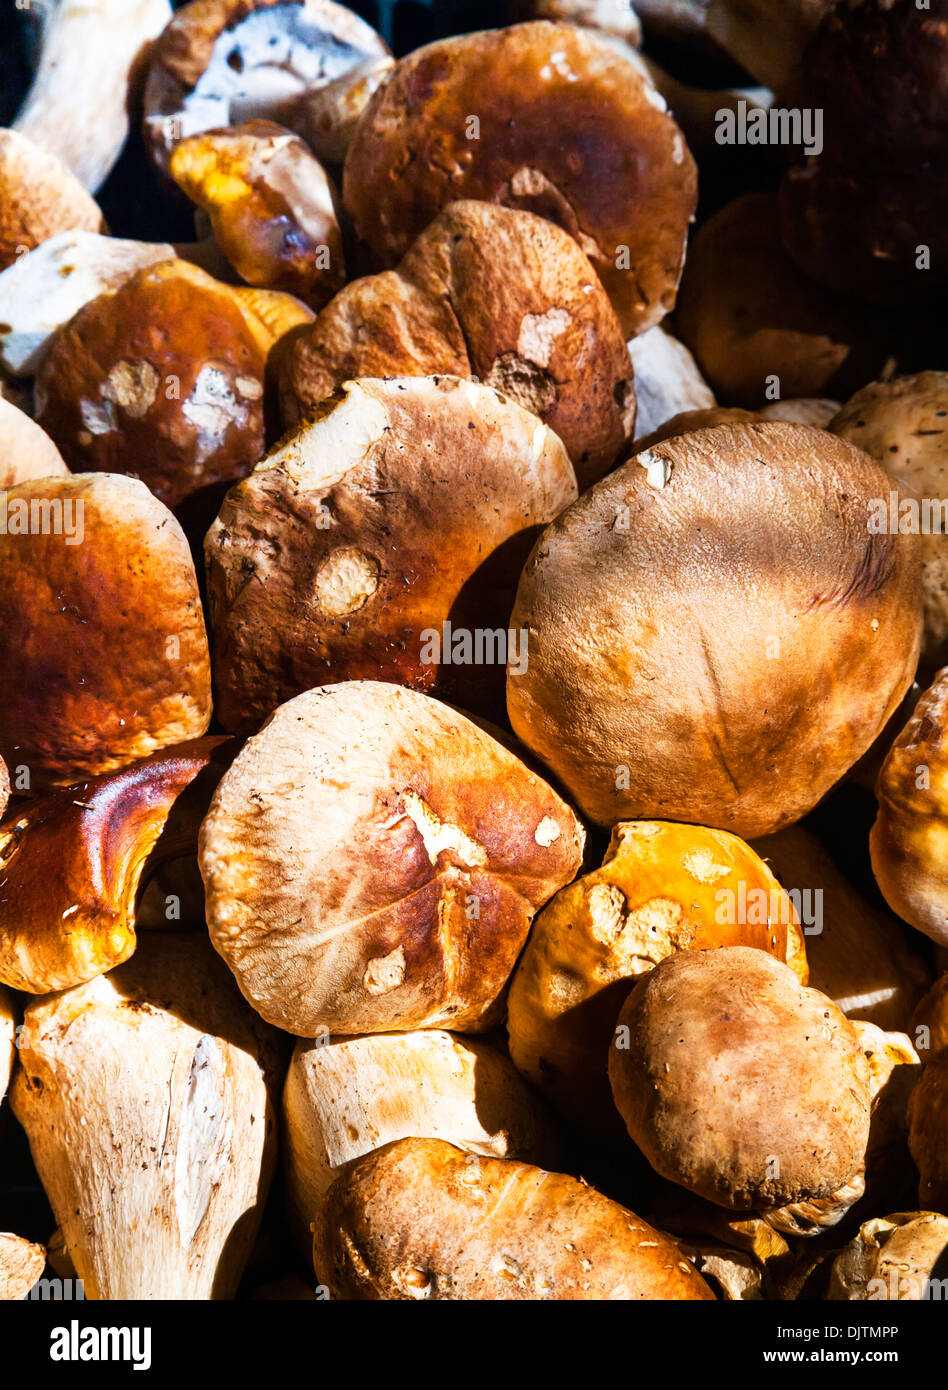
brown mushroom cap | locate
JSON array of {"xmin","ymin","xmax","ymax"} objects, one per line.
[
  {"xmin": 206, "ymin": 375, "xmax": 577, "ymax": 730},
  {"xmin": 507, "ymin": 820, "xmax": 807, "ymax": 1129},
  {"xmin": 316, "ymin": 1137, "xmax": 715, "ymax": 1300},
  {"xmin": 0, "ymin": 738, "xmax": 233, "ymax": 994},
  {"xmin": 0, "ymin": 1234, "xmax": 46, "ymax": 1302},
  {"xmin": 143, "ymin": 0, "xmax": 388, "ymax": 174},
  {"xmin": 676, "ymin": 194, "xmax": 892, "ymax": 408},
  {"xmin": 831, "ymin": 373, "xmax": 948, "ymax": 666},
  {"xmin": 199, "ymin": 681, "xmax": 584, "ymax": 1036},
  {"xmin": 342, "ymin": 22, "xmax": 697, "ymax": 337},
  {"xmin": 0, "ymin": 474, "xmax": 212, "ymax": 787},
  {"xmin": 911, "ymin": 975, "xmax": 948, "ymax": 1064},
  {"xmin": 827, "ymin": 1211, "xmax": 948, "ymax": 1301},
  {"xmin": 907, "ymin": 1049, "xmax": 948, "ymax": 1213},
  {"xmin": 278, "ymin": 201, "xmax": 635, "ymax": 489},
  {"xmin": 0, "ymin": 397, "xmax": 69, "ymax": 487},
  {"xmin": 0, "ymin": 129, "xmax": 105, "ymax": 272},
  {"xmin": 608, "ymin": 947, "xmax": 872, "ymax": 1212},
  {"xmin": 507, "ymin": 421, "xmax": 922, "ymax": 837},
  {"xmin": 871, "ymin": 667, "xmax": 948, "ymax": 947}
]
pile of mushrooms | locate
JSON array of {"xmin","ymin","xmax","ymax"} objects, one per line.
[{"xmin": 0, "ymin": 0, "xmax": 946, "ymax": 1308}]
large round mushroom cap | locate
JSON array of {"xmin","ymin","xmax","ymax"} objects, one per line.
[
  {"xmin": 342, "ymin": 22, "xmax": 697, "ymax": 337},
  {"xmin": 0, "ymin": 474, "xmax": 212, "ymax": 786},
  {"xmin": 507, "ymin": 421, "xmax": 923, "ymax": 837},
  {"xmin": 608, "ymin": 947, "xmax": 872, "ymax": 1212},
  {"xmin": 199, "ymin": 681, "xmax": 585, "ymax": 1036}
]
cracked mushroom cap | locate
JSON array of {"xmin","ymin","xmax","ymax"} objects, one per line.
[
  {"xmin": 831, "ymin": 373, "xmax": 948, "ymax": 666},
  {"xmin": 342, "ymin": 22, "xmax": 697, "ymax": 338},
  {"xmin": 871, "ymin": 667, "xmax": 948, "ymax": 948},
  {"xmin": 0, "ymin": 1235, "xmax": 46, "ymax": 1302},
  {"xmin": 11, "ymin": 932, "xmax": 282, "ymax": 1301},
  {"xmin": 143, "ymin": 0, "xmax": 388, "ymax": 174},
  {"xmin": 907, "ymin": 1049, "xmax": 948, "ymax": 1213},
  {"xmin": 284, "ymin": 1030, "xmax": 560, "ymax": 1264},
  {"xmin": 169, "ymin": 120, "xmax": 345, "ymax": 308},
  {"xmin": 0, "ymin": 129, "xmax": 105, "ymax": 271},
  {"xmin": 278, "ymin": 202, "xmax": 634, "ymax": 490},
  {"xmin": 0, "ymin": 397, "xmax": 68, "ymax": 487},
  {"xmin": 828, "ymin": 1211, "xmax": 948, "ymax": 1301},
  {"xmin": 199, "ymin": 681, "xmax": 585, "ymax": 1036},
  {"xmin": 315, "ymin": 1137, "xmax": 715, "ymax": 1300},
  {"xmin": 0, "ymin": 738, "xmax": 233, "ymax": 995},
  {"xmin": 911, "ymin": 975, "xmax": 948, "ymax": 1064},
  {"xmin": 206, "ymin": 375, "xmax": 577, "ymax": 731},
  {"xmin": 0, "ymin": 474, "xmax": 212, "ymax": 787},
  {"xmin": 608, "ymin": 947, "xmax": 872, "ymax": 1216},
  {"xmin": 507, "ymin": 421, "xmax": 923, "ymax": 837},
  {"xmin": 507, "ymin": 820, "xmax": 808, "ymax": 1130}
]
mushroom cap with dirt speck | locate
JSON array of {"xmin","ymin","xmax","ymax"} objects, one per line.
[
  {"xmin": 199, "ymin": 681, "xmax": 584, "ymax": 1036},
  {"xmin": 507, "ymin": 420, "xmax": 923, "ymax": 837},
  {"xmin": 315, "ymin": 1137, "xmax": 715, "ymax": 1300},
  {"xmin": 0, "ymin": 129, "xmax": 105, "ymax": 272},
  {"xmin": 827, "ymin": 1211, "xmax": 948, "ymax": 1301},
  {"xmin": 608, "ymin": 946, "xmax": 872, "ymax": 1215},
  {"xmin": 342, "ymin": 22, "xmax": 697, "ymax": 339}
]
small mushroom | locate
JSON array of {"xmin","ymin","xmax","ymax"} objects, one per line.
[
  {"xmin": 284, "ymin": 1030, "xmax": 560, "ymax": 1264},
  {"xmin": 0, "ymin": 397, "xmax": 68, "ymax": 487},
  {"xmin": 827, "ymin": 1212, "xmax": 948, "ymax": 1301},
  {"xmin": 907, "ymin": 1049, "xmax": 948, "ymax": 1214},
  {"xmin": 278, "ymin": 201, "xmax": 635, "ymax": 490},
  {"xmin": 11, "ymin": 933, "xmax": 282, "ymax": 1300},
  {"xmin": 627, "ymin": 325, "xmax": 714, "ymax": 445},
  {"xmin": 609, "ymin": 948, "xmax": 873, "ymax": 1228},
  {"xmin": 507, "ymin": 820, "xmax": 807, "ymax": 1129},
  {"xmin": 0, "ymin": 129, "xmax": 105, "ymax": 272},
  {"xmin": 0, "ymin": 1235, "xmax": 46, "ymax": 1302},
  {"xmin": 910, "ymin": 976, "xmax": 948, "ymax": 1064},
  {"xmin": 199, "ymin": 681, "xmax": 585, "ymax": 1036},
  {"xmin": 342, "ymin": 22, "xmax": 697, "ymax": 337},
  {"xmin": 0, "ymin": 473, "xmax": 212, "ymax": 787},
  {"xmin": 0, "ymin": 737, "xmax": 233, "ymax": 994}
]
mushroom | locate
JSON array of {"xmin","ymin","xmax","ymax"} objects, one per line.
[
  {"xmin": 511, "ymin": 0, "xmax": 644, "ymax": 48},
  {"xmin": 831, "ymin": 373, "xmax": 948, "ymax": 667},
  {"xmin": 507, "ymin": 422, "xmax": 923, "ymax": 837},
  {"xmin": 315, "ymin": 1137, "xmax": 715, "ymax": 1300},
  {"xmin": 0, "ymin": 738, "xmax": 233, "ymax": 995},
  {"xmin": 0, "ymin": 474, "xmax": 212, "ymax": 787},
  {"xmin": 281, "ymin": 55, "xmax": 394, "ymax": 166},
  {"xmin": 635, "ymin": 401, "xmax": 840, "ymax": 450},
  {"xmin": 199, "ymin": 682, "xmax": 585, "ymax": 1036},
  {"xmin": 0, "ymin": 1235, "xmax": 46, "ymax": 1302},
  {"xmin": 627, "ymin": 325, "xmax": 714, "ymax": 445},
  {"xmin": 852, "ymin": 1021, "xmax": 921, "ymax": 1219},
  {"xmin": 827, "ymin": 1211, "xmax": 948, "ymax": 1301},
  {"xmin": 907, "ymin": 1049, "xmax": 948, "ymax": 1214},
  {"xmin": 143, "ymin": 0, "xmax": 389, "ymax": 176},
  {"xmin": 284, "ymin": 1030, "xmax": 560, "ymax": 1264},
  {"xmin": 0, "ymin": 129, "xmax": 105, "ymax": 272},
  {"xmin": 664, "ymin": 1236, "xmax": 765, "ymax": 1301},
  {"xmin": 278, "ymin": 201, "xmax": 635, "ymax": 490},
  {"xmin": 205, "ymin": 376, "xmax": 578, "ymax": 730},
  {"xmin": 0, "ymin": 397, "xmax": 68, "ymax": 487},
  {"xmin": 11, "ymin": 933, "xmax": 282, "ymax": 1300},
  {"xmin": 0, "ymin": 984, "xmax": 14, "ymax": 1106},
  {"xmin": 911, "ymin": 976, "xmax": 948, "ymax": 1065},
  {"xmin": 750, "ymin": 825, "xmax": 931, "ymax": 1033},
  {"xmin": 32, "ymin": 259, "xmax": 312, "ymax": 508},
  {"xmin": 0, "ymin": 230, "xmax": 176, "ymax": 379},
  {"xmin": 169, "ymin": 120, "xmax": 345, "ymax": 308},
  {"xmin": 507, "ymin": 820, "xmax": 808, "ymax": 1129},
  {"xmin": 608, "ymin": 947, "xmax": 872, "ymax": 1230},
  {"xmin": 871, "ymin": 667, "xmax": 948, "ymax": 948},
  {"xmin": 675, "ymin": 194, "xmax": 893, "ymax": 408},
  {"xmin": 12, "ymin": 0, "xmax": 172, "ymax": 192},
  {"xmin": 342, "ymin": 22, "xmax": 697, "ymax": 337}
]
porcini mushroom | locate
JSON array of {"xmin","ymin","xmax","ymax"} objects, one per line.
[
  {"xmin": 0, "ymin": 398, "xmax": 68, "ymax": 487},
  {"xmin": 199, "ymin": 681, "xmax": 585, "ymax": 1035},
  {"xmin": 507, "ymin": 820, "xmax": 807, "ymax": 1129},
  {"xmin": 264, "ymin": 55, "xmax": 394, "ymax": 166},
  {"xmin": 626, "ymin": 325, "xmax": 714, "ymax": 445},
  {"xmin": 827, "ymin": 1211, "xmax": 948, "ymax": 1301},
  {"xmin": 507, "ymin": 421, "xmax": 922, "ymax": 837},
  {"xmin": 315, "ymin": 1137, "xmax": 715, "ymax": 1299},
  {"xmin": 0, "ymin": 473, "xmax": 212, "ymax": 787},
  {"xmin": 0, "ymin": 1235, "xmax": 45, "ymax": 1302},
  {"xmin": 0, "ymin": 129, "xmax": 104, "ymax": 272},
  {"xmin": 11, "ymin": 933, "xmax": 282, "ymax": 1300}
]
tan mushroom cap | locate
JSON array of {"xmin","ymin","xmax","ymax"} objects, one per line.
[
  {"xmin": 206, "ymin": 375, "xmax": 577, "ymax": 731},
  {"xmin": 827, "ymin": 1211, "xmax": 948, "ymax": 1301},
  {"xmin": 316, "ymin": 1137, "xmax": 715, "ymax": 1300},
  {"xmin": 0, "ymin": 129, "xmax": 105, "ymax": 271},
  {"xmin": 199, "ymin": 682, "xmax": 584, "ymax": 1036},
  {"xmin": 507, "ymin": 820, "xmax": 808, "ymax": 1130},
  {"xmin": 0, "ymin": 1235, "xmax": 46, "ymax": 1301},
  {"xmin": 0, "ymin": 738, "xmax": 233, "ymax": 994},
  {"xmin": 911, "ymin": 975, "xmax": 948, "ymax": 1064},
  {"xmin": 608, "ymin": 947, "xmax": 872, "ymax": 1214},
  {"xmin": 871, "ymin": 667, "xmax": 948, "ymax": 948},
  {"xmin": 0, "ymin": 397, "xmax": 68, "ymax": 487},
  {"xmin": 832, "ymin": 373, "xmax": 948, "ymax": 666},
  {"xmin": 343, "ymin": 22, "xmax": 697, "ymax": 338},
  {"xmin": 284, "ymin": 1030, "xmax": 560, "ymax": 1264},
  {"xmin": 507, "ymin": 421, "xmax": 922, "ymax": 837},
  {"xmin": 907, "ymin": 1049, "xmax": 948, "ymax": 1214},
  {"xmin": 0, "ymin": 474, "xmax": 212, "ymax": 787},
  {"xmin": 11, "ymin": 933, "xmax": 281, "ymax": 1301},
  {"xmin": 278, "ymin": 201, "xmax": 635, "ymax": 490}
]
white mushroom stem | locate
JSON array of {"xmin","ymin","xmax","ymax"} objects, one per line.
[
  {"xmin": 628, "ymin": 324, "xmax": 715, "ymax": 443},
  {"xmin": 14, "ymin": 0, "xmax": 173, "ymax": 191}
]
